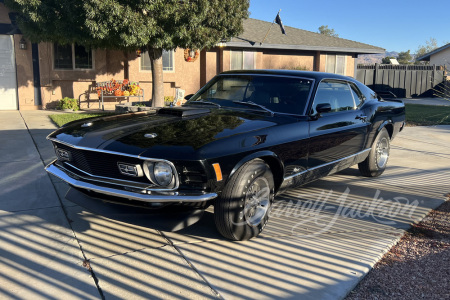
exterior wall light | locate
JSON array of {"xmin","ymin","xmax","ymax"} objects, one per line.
[
  {"xmin": 19, "ymin": 37, "xmax": 27, "ymax": 50},
  {"xmin": 216, "ymin": 40, "xmax": 227, "ymax": 47}
]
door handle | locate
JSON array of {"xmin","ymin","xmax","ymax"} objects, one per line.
[{"xmin": 355, "ymin": 115, "xmax": 367, "ymax": 121}]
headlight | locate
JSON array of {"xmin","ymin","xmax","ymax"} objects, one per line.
[{"xmin": 153, "ymin": 162, "xmax": 173, "ymax": 186}]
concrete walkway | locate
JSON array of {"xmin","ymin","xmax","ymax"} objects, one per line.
[
  {"xmin": 0, "ymin": 110, "xmax": 449, "ymax": 299},
  {"xmin": 400, "ymin": 97, "xmax": 450, "ymax": 106}
]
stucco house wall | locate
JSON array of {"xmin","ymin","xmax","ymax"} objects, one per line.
[
  {"xmin": 258, "ymin": 49, "xmax": 314, "ymax": 70},
  {"xmin": 0, "ymin": 2, "xmax": 9, "ymax": 23},
  {"xmin": 346, "ymin": 55, "xmax": 355, "ymax": 77},
  {"xmin": 37, "ymin": 45, "xmax": 202, "ymax": 109},
  {"xmin": 417, "ymin": 43, "xmax": 450, "ymax": 70},
  {"xmin": 31, "ymin": 45, "xmax": 359, "ymax": 110},
  {"xmin": 14, "ymin": 35, "xmax": 36, "ymax": 109},
  {"xmin": 429, "ymin": 47, "xmax": 450, "ymax": 66}
]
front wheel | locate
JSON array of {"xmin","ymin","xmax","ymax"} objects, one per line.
[
  {"xmin": 214, "ymin": 159, "xmax": 274, "ymax": 241},
  {"xmin": 358, "ymin": 127, "xmax": 390, "ymax": 177}
]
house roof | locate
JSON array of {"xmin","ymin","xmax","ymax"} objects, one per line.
[
  {"xmin": 416, "ymin": 43, "xmax": 450, "ymax": 61},
  {"xmin": 227, "ymin": 18, "xmax": 384, "ymax": 54}
]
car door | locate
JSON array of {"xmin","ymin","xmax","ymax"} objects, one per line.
[{"xmin": 308, "ymin": 79, "xmax": 369, "ymax": 169}]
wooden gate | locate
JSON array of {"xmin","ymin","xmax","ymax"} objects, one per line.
[{"xmin": 356, "ymin": 64, "xmax": 445, "ymax": 98}]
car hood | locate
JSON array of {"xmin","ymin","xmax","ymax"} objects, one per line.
[{"xmin": 48, "ymin": 107, "xmax": 288, "ymax": 159}]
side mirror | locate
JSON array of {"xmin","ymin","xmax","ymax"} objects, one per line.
[
  {"xmin": 310, "ymin": 103, "xmax": 331, "ymax": 120},
  {"xmin": 316, "ymin": 103, "xmax": 331, "ymax": 114},
  {"xmin": 184, "ymin": 94, "xmax": 194, "ymax": 101}
]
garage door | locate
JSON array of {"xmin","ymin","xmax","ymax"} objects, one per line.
[{"xmin": 0, "ymin": 35, "xmax": 18, "ymax": 110}]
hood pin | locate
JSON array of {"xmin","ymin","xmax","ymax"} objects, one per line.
[{"xmin": 144, "ymin": 133, "xmax": 158, "ymax": 138}]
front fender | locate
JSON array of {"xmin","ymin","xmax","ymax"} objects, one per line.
[{"xmin": 227, "ymin": 150, "xmax": 285, "ymax": 192}]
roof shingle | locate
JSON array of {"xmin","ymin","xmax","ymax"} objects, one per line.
[{"xmin": 228, "ymin": 18, "xmax": 384, "ymax": 54}]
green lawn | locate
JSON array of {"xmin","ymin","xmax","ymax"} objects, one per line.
[
  {"xmin": 49, "ymin": 113, "xmax": 116, "ymax": 127},
  {"xmin": 405, "ymin": 104, "xmax": 450, "ymax": 126}
]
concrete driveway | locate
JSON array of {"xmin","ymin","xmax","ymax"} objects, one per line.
[{"xmin": 0, "ymin": 110, "xmax": 448, "ymax": 299}]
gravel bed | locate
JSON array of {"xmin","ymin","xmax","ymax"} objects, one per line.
[{"xmin": 346, "ymin": 195, "xmax": 450, "ymax": 300}]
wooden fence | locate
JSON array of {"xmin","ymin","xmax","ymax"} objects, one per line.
[{"xmin": 356, "ymin": 64, "xmax": 446, "ymax": 98}]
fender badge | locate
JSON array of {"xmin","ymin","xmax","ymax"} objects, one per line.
[
  {"xmin": 81, "ymin": 122, "xmax": 93, "ymax": 127},
  {"xmin": 144, "ymin": 133, "xmax": 158, "ymax": 138}
]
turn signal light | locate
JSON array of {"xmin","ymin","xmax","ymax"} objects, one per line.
[{"xmin": 212, "ymin": 163, "xmax": 223, "ymax": 182}]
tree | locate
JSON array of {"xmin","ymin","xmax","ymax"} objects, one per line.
[
  {"xmin": 5, "ymin": 0, "xmax": 250, "ymax": 107},
  {"xmin": 415, "ymin": 37, "xmax": 439, "ymax": 64},
  {"xmin": 318, "ymin": 25, "xmax": 339, "ymax": 37},
  {"xmin": 382, "ymin": 56, "xmax": 395, "ymax": 64},
  {"xmin": 397, "ymin": 50, "xmax": 413, "ymax": 64}
]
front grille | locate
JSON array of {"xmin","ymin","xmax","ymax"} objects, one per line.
[{"xmin": 54, "ymin": 143, "xmax": 151, "ymax": 183}]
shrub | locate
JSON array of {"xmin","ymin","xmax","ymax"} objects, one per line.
[
  {"xmin": 281, "ymin": 65, "xmax": 310, "ymax": 71},
  {"xmin": 58, "ymin": 97, "xmax": 79, "ymax": 111}
]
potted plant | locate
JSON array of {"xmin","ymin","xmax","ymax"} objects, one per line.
[
  {"xmin": 58, "ymin": 97, "xmax": 79, "ymax": 112},
  {"xmin": 134, "ymin": 102, "xmax": 151, "ymax": 112}
]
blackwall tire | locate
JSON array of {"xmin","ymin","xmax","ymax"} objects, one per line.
[
  {"xmin": 358, "ymin": 127, "xmax": 390, "ymax": 177},
  {"xmin": 214, "ymin": 159, "xmax": 274, "ymax": 241}
]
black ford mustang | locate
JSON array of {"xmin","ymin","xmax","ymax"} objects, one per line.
[{"xmin": 46, "ymin": 70, "xmax": 405, "ymax": 240}]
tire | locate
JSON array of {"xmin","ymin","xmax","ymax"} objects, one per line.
[
  {"xmin": 358, "ymin": 127, "xmax": 390, "ymax": 177},
  {"xmin": 214, "ymin": 159, "xmax": 274, "ymax": 241}
]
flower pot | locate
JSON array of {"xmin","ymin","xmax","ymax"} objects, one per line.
[{"xmin": 128, "ymin": 106, "xmax": 139, "ymax": 112}]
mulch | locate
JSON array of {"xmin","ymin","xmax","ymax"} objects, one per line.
[{"xmin": 346, "ymin": 194, "xmax": 450, "ymax": 300}]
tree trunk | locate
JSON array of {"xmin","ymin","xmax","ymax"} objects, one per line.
[{"xmin": 148, "ymin": 46, "xmax": 164, "ymax": 107}]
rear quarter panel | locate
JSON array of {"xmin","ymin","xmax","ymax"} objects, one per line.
[{"xmin": 361, "ymin": 98, "xmax": 405, "ymax": 148}]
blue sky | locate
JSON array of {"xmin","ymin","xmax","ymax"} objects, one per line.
[{"xmin": 249, "ymin": 0, "xmax": 448, "ymax": 53}]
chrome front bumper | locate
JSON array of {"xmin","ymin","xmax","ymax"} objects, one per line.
[{"xmin": 45, "ymin": 161, "xmax": 218, "ymax": 203}]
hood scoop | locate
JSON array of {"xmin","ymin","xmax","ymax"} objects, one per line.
[{"xmin": 158, "ymin": 106, "xmax": 211, "ymax": 117}]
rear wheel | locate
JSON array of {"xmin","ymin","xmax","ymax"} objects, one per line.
[
  {"xmin": 214, "ymin": 159, "xmax": 274, "ymax": 241},
  {"xmin": 358, "ymin": 127, "xmax": 390, "ymax": 177}
]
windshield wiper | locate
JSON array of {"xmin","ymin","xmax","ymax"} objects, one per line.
[
  {"xmin": 233, "ymin": 101, "xmax": 275, "ymax": 116},
  {"xmin": 188, "ymin": 100, "xmax": 221, "ymax": 108}
]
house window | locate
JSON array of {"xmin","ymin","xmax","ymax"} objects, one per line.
[
  {"xmin": 230, "ymin": 50, "xmax": 255, "ymax": 70},
  {"xmin": 325, "ymin": 54, "xmax": 346, "ymax": 75},
  {"xmin": 141, "ymin": 50, "xmax": 174, "ymax": 71},
  {"xmin": 54, "ymin": 43, "xmax": 93, "ymax": 70}
]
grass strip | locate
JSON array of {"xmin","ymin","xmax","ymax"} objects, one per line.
[{"xmin": 49, "ymin": 113, "xmax": 116, "ymax": 127}]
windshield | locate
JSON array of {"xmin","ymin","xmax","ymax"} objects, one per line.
[{"xmin": 188, "ymin": 75, "xmax": 313, "ymax": 115}]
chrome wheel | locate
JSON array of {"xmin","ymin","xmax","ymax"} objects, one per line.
[
  {"xmin": 375, "ymin": 137, "xmax": 389, "ymax": 168},
  {"xmin": 244, "ymin": 177, "xmax": 270, "ymax": 227}
]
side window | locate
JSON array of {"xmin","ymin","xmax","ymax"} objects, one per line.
[
  {"xmin": 141, "ymin": 50, "xmax": 174, "ymax": 71},
  {"xmin": 54, "ymin": 43, "xmax": 93, "ymax": 70},
  {"xmin": 325, "ymin": 55, "xmax": 346, "ymax": 75},
  {"xmin": 350, "ymin": 83, "xmax": 365, "ymax": 107},
  {"xmin": 312, "ymin": 80, "xmax": 356, "ymax": 114},
  {"xmin": 230, "ymin": 50, "xmax": 255, "ymax": 70}
]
